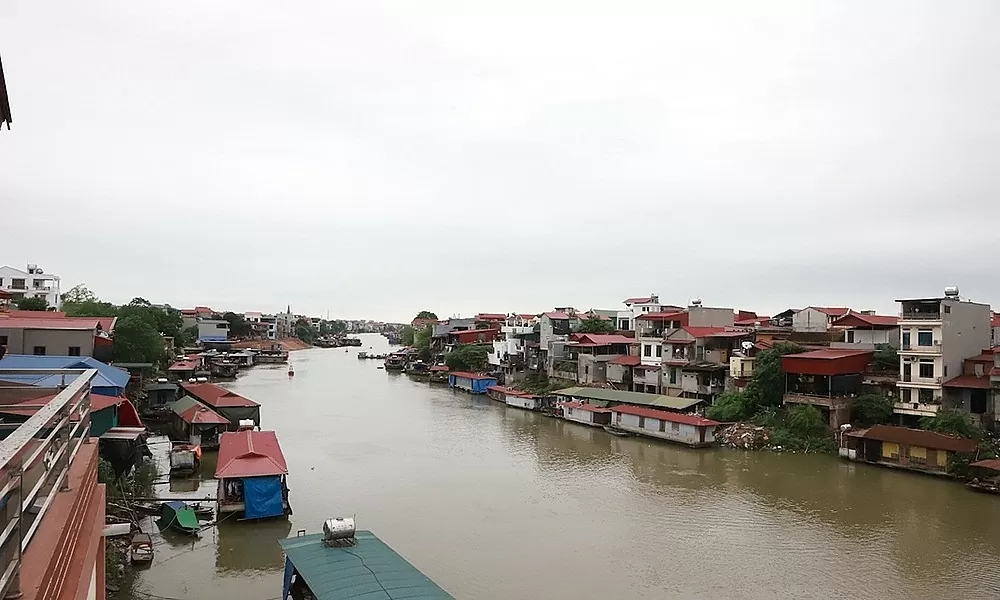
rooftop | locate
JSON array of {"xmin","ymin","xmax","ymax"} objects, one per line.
[
  {"xmin": 0, "ymin": 355, "xmax": 130, "ymax": 390},
  {"xmin": 552, "ymin": 386, "xmax": 702, "ymax": 411},
  {"xmin": 833, "ymin": 312, "xmax": 899, "ymax": 328},
  {"xmin": 610, "ymin": 355, "xmax": 641, "ymax": 366},
  {"xmin": 0, "ymin": 317, "xmax": 100, "ymax": 330},
  {"xmin": 782, "ymin": 349, "xmax": 873, "ymax": 376},
  {"xmin": 850, "ymin": 424, "xmax": 977, "ymax": 453},
  {"xmin": 181, "ymin": 382, "xmax": 259, "ymax": 407},
  {"xmin": 170, "ymin": 395, "xmax": 231, "ymax": 425},
  {"xmin": 610, "ymin": 404, "xmax": 720, "ymax": 427},
  {"xmin": 279, "ymin": 530, "xmax": 455, "ymax": 600},
  {"xmin": 215, "ymin": 429, "xmax": 288, "ymax": 479},
  {"xmin": 557, "ymin": 401, "xmax": 612, "ymax": 413},
  {"xmin": 942, "ymin": 374, "xmax": 992, "ymax": 390},
  {"xmin": 448, "ymin": 372, "xmax": 496, "ymax": 381}
]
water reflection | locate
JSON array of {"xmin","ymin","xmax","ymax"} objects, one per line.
[{"xmin": 215, "ymin": 519, "xmax": 292, "ymax": 573}]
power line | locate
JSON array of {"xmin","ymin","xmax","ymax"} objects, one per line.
[{"xmin": 341, "ymin": 547, "xmax": 391, "ymax": 599}]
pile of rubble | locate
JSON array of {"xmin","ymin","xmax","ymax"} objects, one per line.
[{"xmin": 717, "ymin": 422, "xmax": 771, "ymax": 450}]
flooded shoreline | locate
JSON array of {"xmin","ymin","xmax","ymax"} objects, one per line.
[{"xmin": 120, "ymin": 334, "xmax": 1000, "ymax": 600}]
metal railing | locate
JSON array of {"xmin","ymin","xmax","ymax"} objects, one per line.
[
  {"xmin": 899, "ymin": 312, "xmax": 942, "ymax": 321},
  {"xmin": 0, "ymin": 368, "xmax": 95, "ymax": 599}
]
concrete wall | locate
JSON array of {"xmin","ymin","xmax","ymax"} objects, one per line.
[
  {"xmin": 577, "ymin": 355, "xmax": 608, "ymax": 385},
  {"xmin": 687, "ymin": 306, "xmax": 734, "ymax": 327},
  {"xmin": 614, "ymin": 412, "xmax": 710, "ymax": 445},
  {"xmin": 845, "ymin": 328, "xmax": 899, "ymax": 346},
  {"xmin": 606, "ymin": 363, "xmax": 628, "ymax": 384},
  {"xmin": 941, "ymin": 298, "xmax": 991, "ymax": 379},
  {"xmin": 0, "ymin": 328, "xmax": 96, "ymax": 356},
  {"xmin": 793, "ymin": 308, "xmax": 829, "ymax": 333},
  {"xmin": 198, "ymin": 319, "xmax": 230, "ymax": 342},
  {"xmin": 505, "ymin": 395, "xmax": 541, "ymax": 410}
]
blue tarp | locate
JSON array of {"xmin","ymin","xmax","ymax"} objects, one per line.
[
  {"xmin": 0, "ymin": 355, "xmax": 129, "ymax": 395},
  {"xmin": 243, "ymin": 476, "xmax": 284, "ymax": 520}
]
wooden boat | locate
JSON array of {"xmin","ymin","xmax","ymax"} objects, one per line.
[
  {"xmin": 210, "ymin": 361, "xmax": 239, "ymax": 379},
  {"xmin": 130, "ymin": 532, "xmax": 154, "ymax": 565},
  {"xmin": 159, "ymin": 501, "xmax": 201, "ymax": 535},
  {"xmin": 169, "ymin": 444, "xmax": 202, "ymax": 478},
  {"xmin": 966, "ymin": 480, "xmax": 1000, "ymax": 494},
  {"xmin": 603, "ymin": 426, "xmax": 631, "ymax": 437},
  {"xmin": 384, "ymin": 356, "xmax": 406, "ymax": 371}
]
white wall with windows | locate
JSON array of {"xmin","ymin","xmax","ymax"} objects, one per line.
[{"xmin": 0, "ymin": 264, "xmax": 61, "ymax": 309}]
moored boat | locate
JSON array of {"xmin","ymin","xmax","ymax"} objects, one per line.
[
  {"xmin": 169, "ymin": 443, "xmax": 202, "ymax": 478},
  {"xmin": 159, "ymin": 501, "xmax": 201, "ymax": 535},
  {"xmin": 603, "ymin": 425, "xmax": 631, "ymax": 437},
  {"xmin": 130, "ymin": 532, "xmax": 154, "ymax": 565},
  {"xmin": 216, "ymin": 429, "xmax": 291, "ymax": 520}
]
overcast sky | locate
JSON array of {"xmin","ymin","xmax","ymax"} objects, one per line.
[{"xmin": 2, "ymin": 1, "xmax": 999, "ymax": 322}]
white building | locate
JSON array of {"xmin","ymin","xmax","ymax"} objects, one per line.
[
  {"xmin": 0, "ymin": 264, "xmax": 61, "ymax": 309},
  {"xmin": 489, "ymin": 314, "xmax": 536, "ymax": 370},
  {"xmin": 792, "ymin": 307, "xmax": 851, "ymax": 333},
  {"xmin": 831, "ymin": 312, "xmax": 900, "ymax": 347},
  {"xmin": 617, "ymin": 295, "xmax": 674, "ymax": 331},
  {"xmin": 609, "ymin": 405, "xmax": 720, "ymax": 447},
  {"xmin": 197, "ymin": 318, "xmax": 230, "ymax": 342},
  {"xmin": 895, "ymin": 290, "xmax": 992, "ymax": 420},
  {"xmin": 558, "ymin": 401, "xmax": 613, "ymax": 427}
]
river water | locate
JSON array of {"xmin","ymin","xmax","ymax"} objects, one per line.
[{"xmin": 121, "ymin": 333, "xmax": 1000, "ymax": 600}]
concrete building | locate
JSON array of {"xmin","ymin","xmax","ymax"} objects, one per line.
[
  {"xmin": 781, "ymin": 348, "xmax": 873, "ymax": 429},
  {"xmin": 792, "ymin": 307, "xmax": 851, "ymax": 333},
  {"xmin": 616, "ymin": 295, "xmax": 681, "ymax": 331},
  {"xmin": 275, "ymin": 306, "xmax": 297, "ymax": 339},
  {"xmin": 895, "ymin": 290, "xmax": 992, "ymax": 421},
  {"xmin": 832, "ymin": 312, "xmax": 899, "ymax": 348},
  {"xmin": 0, "ymin": 317, "xmax": 102, "ymax": 357},
  {"xmin": 0, "ymin": 264, "xmax": 61, "ymax": 309},
  {"xmin": 197, "ymin": 318, "xmax": 230, "ymax": 343}
]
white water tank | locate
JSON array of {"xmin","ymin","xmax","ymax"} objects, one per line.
[
  {"xmin": 944, "ymin": 286, "xmax": 960, "ymax": 297},
  {"xmin": 323, "ymin": 517, "xmax": 356, "ymax": 543}
]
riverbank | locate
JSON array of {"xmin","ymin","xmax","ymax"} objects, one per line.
[{"xmin": 232, "ymin": 337, "xmax": 311, "ymax": 351}]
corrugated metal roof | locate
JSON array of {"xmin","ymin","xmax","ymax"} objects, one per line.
[
  {"xmin": 448, "ymin": 372, "xmax": 495, "ymax": 381},
  {"xmin": 0, "ymin": 355, "xmax": 130, "ymax": 389},
  {"xmin": 970, "ymin": 459, "xmax": 1000, "ymax": 471},
  {"xmin": 551, "ymin": 387, "xmax": 702, "ymax": 411},
  {"xmin": 858, "ymin": 425, "xmax": 978, "ymax": 453},
  {"xmin": 279, "ymin": 531, "xmax": 455, "ymax": 600},
  {"xmin": 181, "ymin": 382, "xmax": 259, "ymax": 407},
  {"xmin": 215, "ymin": 429, "xmax": 287, "ymax": 478},
  {"xmin": 170, "ymin": 395, "xmax": 230, "ymax": 425},
  {"xmin": 610, "ymin": 404, "xmax": 720, "ymax": 427}
]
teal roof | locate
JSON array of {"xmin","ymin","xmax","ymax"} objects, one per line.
[
  {"xmin": 551, "ymin": 386, "xmax": 703, "ymax": 410},
  {"xmin": 280, "ymin": 531, "xmax": 454, "ymax": 600}
]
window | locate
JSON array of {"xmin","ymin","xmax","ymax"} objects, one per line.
[
  {"xmin": 846, "ymin": 330, "xmax": 855, "ymax": 343},
  {"xmin": 671, "ymin": 421, "xmax": 680, "ymax": 432},
  {"xmin": 32, "ymin": 346, "xmax": 46, "ymax": 356},
  {"xmin": 217, "ymin": 323, "xmax": 229, "ymax": 329},
  {"xmin": 918, "ymin": 361, "xmax": 934, "ymax": 378},
  {"xmin": 902, "ymin": 330, "xmax": 911, "ymax": 346},
  {"xmin": 901, "ymin": 388, "xmax": 911, "ymax": 403},
  {"xmin": 655, "ymin": 345, "xmax": 662, "ymax": 358},
  {"xmin": 638, "ymin": 416, "xmax": 646, "ymax": 428},
  {"xmin": 0, "ymin": 335, "xmax": 7, "ymax": 346},
  {"xmin": 68, "ymin": 346, "xmax": 81, "ymax": 356},
  {"xmin": 943, "ymin": 366, "xmax": 948, "ymax": 377},
  {"xmin": 643, "ymin": 344, "xmax": 652, "ymax": 357},
  {"xmin": 10, "ymin": 278, "xmax": 25, "ymax": 290},
  {"xmin": 944, "ymin": 305, "xmax": 951, "ymax": 314},
  {"xmin": 917, "ymin": 329, "xmax": 933, "ymax": 346},
  {"xmin": 659, "ymin": 420, "xmax": 666, "ymax": 432},
  {"xmin": 918, "ymin": 388, "xmax": 934, "ymax": 404}
]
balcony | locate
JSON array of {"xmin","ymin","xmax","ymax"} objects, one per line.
[
  {"xmin": 893, "ymin": 401, "xmax": 941, "ymax": 417},
  {"xmin": 784, "ymin": 392, "xmax": 853, "ymax": 410},
  {"xmin": 8, "ymin": 282, "xmax": 25, "ymax": 290},
  {"xmin": 899, "ymin": 343, "xmax": 941, "ymax": 354},
  {"xmin": 899, "ymin": 312, "xmax": 942, "ymax": 322}
]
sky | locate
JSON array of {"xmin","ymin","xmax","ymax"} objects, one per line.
[{"xmin": 2, "ymin": 1, "xmax": 999, "ymax": 322}]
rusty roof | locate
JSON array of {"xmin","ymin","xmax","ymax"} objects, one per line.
[{"xmin": 858, "ymin": 425, "xmax": 978, "ymax": 453}]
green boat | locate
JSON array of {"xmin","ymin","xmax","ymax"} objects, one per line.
[{"xmin": 159, "ymin": 501, "xmax": 201, "ymax": 536}]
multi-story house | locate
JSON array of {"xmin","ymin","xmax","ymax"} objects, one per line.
[
  {"xmin": 832, "ymin": 312, "xmax": 899, "ymax": 347},
  {"xmin": 942, "ymin": 351, "xmax": 996, "ymax": 426},
  {"xmin": 662, "ymin": 325, "xmax": 752, "ymax": 402},
  {"xmin": 615, "ymin": 295, "xmax": 683, "ymax": 331},
  {"xmin": 430, "ymin": 318, "xmax": 474, "ymax": 356},
  {"xmin": 0, "ymin": 264, "xmax": 61, "ymax": 309},
  {"xmin": 197, "ymin": 318, "xmax": 230, "ymax": 343},
  {"xmin": 244, "ymin": 312, "xmax": 277, "ymax": 340},
  {"xmin": 895, "ymin": 289, "xmax": 991, "ymax": 422},
  {"xmin": 489, "ymin": 314, "xmax": 537, "ymax": 382},
  {"xmin": 791, "ymin": 307, "xmax": 852, "ymax": 333}
]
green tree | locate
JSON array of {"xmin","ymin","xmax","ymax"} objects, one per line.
[
  {"xmin": 14, "ymin": 296, "xmax": 48, "ymax": 311},
  {"xmin": 577, "ymin": 316, "xmax": 615, "ymax": 334},
  {"xmin": 872, "ymin": 344, "xmax": 898, "ymax": 372},
  {"xmin": 177, "ymin": 324, "xmax": 200, "ymax": 348},
  {"xmin": 445, "ymin": 344, "xmax": 490, "ymax": 372},
  {"xmin": 294, "ymin": 318, "xmax": 316, "ymax": 343},
  {"xmin": 400, "ymin": 325, "xmax": 415, "ymax": 346},
  {"xmin": 414, "ymin": 324, "xmax": 433, "ymax": 361},
  {"xmin": 62, "ymin": 284, "xmax": 98, "ymax": 304},
  {"xmin": 706, "ymin": 392, "xmax": 751, "ymax": 422},
  {"xmin": 223, "ymin": 312, "xmax": 251, "ymax": 338},
  {"xmin": 920, "ymin": 408, "xmax": 978, "ymax": 439},
  {"xmin": 329, "ymin": 320, "xmax": 347, "ymax": 335},
  {"xmin": 743, "ymin": 342, "xmax": 805, "ymax": 412},
  {"xmin": 113, "ymin": 314, "xmax": 166, "ymax": 365},
  {"xmin": 852, "ymin": 393, "xmax": 894, "ymax": 426},
  {"xmin": 415, "ymin": 311, "xmax": 438, "ymax": 320},
  {"xmin": 785, "ymin": 404, "xmax": 827, "ymax": 438}
]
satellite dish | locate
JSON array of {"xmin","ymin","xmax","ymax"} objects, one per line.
[{"xmin": 741, "ymin": 341, "xmax": 754, "ymax": 351}]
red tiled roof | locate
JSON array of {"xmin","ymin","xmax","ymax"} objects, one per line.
[
  {"xmin": 682, "ymin": 326, "xmax": 750, "ymax": 339},
  {"xmin": 544, "ymin": 312, "xmax": 571, "ymax": 320},
  {"xmin": 0, "ymin": 312, "xmax": 116, "ymax": 332},
  {"xmin": 623, "ymin": 297, "xmax": 654, "ymax": 305},
  {"xmin": 181, "ymin": 382, "xmax": 259, "ymax": 407},
  {"xmin": 557, "ymin": 401, "xmax": 611, "ymax": 413},
  {"xmin": 942, "ymin": 374, "xmax": 992, "ymax": 390},
  {"xmin": 449, "ymin": 371, "xmax": 495, "ymax": 381},
  {"xmin": 6, "ymin": 310, "xmax": 68, "ymax": 318},
  {"xmin": 178, "ymin": 403, "xmax": 230, "ymax": 425},
  {"xmin": 611, "ymin": 355, "xmax": 641, "ymax": 366},
  {"xmin": 475, "ymin": 313, "xmax": 506, "ymax": 321},
  {"xmin": 734, "ymin": 317, "xmax": 770, "ymax": 326},
  {"xmin": 517, "ymin": 314, "xmax": 538, "ymax": 320},
  {"xmin": 570, "ymin": 334, "xmax": 634, "ymax": 346},
  {"xmin": 215, "ymin": 430, "xmax": 287, "ymax": 478},
  {"xmin": 610, "ymin": 404, "xmax": 720, "ymax": 427},
  {"xmin": 781, "ymin": 349, "xmax": 873, "ymax": 376},
  {"xmin": 992, "ymin": 314, "xmax": 1000, "ymax": 327},
  {"xmin": 834, "ymin": 312, "xmax": 898, "ymax": 328},
  {"xmin": 858, "ymin": 425, "xmax": 977, "ymax": 453},
  {"xmin": 0, "ymin": 318, "xmax": 100, "ymax": 330}
]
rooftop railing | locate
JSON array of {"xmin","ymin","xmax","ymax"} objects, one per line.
[{"xmin": 0, "ymin": 368, "xmax": 95, "ymax": 599}]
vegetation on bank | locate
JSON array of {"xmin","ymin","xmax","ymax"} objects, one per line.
[
  {"xmin": 445, "ymin": 344, "xmax": 489, "ymax": 371},
  {"xmin": 98, "ymin": 457, "xmax": 158, "ymax": 589},
  {"xmin": 577, "ymin": 316, "xmax": 615, "ymax": 334}
]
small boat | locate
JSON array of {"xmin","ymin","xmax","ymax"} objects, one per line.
[
  {"xmin": 603, "ymin": 426, "xmax": 630, "ymax": 437},
  {"xmin": 159, "ymin": 501, "xmax": 201, "ymax": 536},
  {"xmin": 357, "ymin": 352, "xmax": 368, "ymax": 359},
  {"xmin": 169, "ymin": 444, "xmax": 202, "ymax": 478},
  {"xmin": 130, "ymin": 532, "xmax": 154, "ymax": 565},
  {"xmin": 288, "ymin": 365, "xmax": 295, "ymax": 377}
]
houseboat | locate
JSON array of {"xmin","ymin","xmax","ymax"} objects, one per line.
[
  {"xmin": 169, "ymin": 395, "xmax": 229, "ymax": 448},
  {"xmin": 182, "ymin": 382, "xmax": 261, "ymax": 432},
  {"xmin": 429, "ymin": 365, "xmax": 449, "ymax": 383},
  {"xmin": 256, "ymin": 347, "xmax": 289, "ymax": 364},
  {"xmin": 448, "ymin": 372, "xmax": 498, "ymax": 394},
  {"xmin": 141, "ymin": 380, "xmax": 179, "ymax": 423},
  {"xmin": 384, "ymin": 353, "xmax": 406, "ymax": 371},
  {"xmin": 159, "ymin": 501, "xmax": 201, "ymax": 535},
  {"xmin": 215, "ymin": 429, "xmax": 291, "ymax": 520},
  {"xmin": 609, "ymin": 405, "xmax": 720, "ymax": 448},
  {"xmin": 279, "ymin": 520, "xmax": 455, "ymax": 600},
  {"xmin": 968, "ymin": 459, "xmax": 1000, "ymax": 494},
  {"xmin": 405, "ymin": 361, "xmax": 432, "ymax": 379},
  {"xmin": 840, "ymin": 424, "xmax": 978, "ymax": 476},
  {"xmin": 210, "ymin": 360, "xmax": 240, "ymax": 379},
  {"xmin": 169, "ymin": 443, "xmax": 201, "ymax": 478},
  {"xmin": 558, "ymin": 401, "xmax": 613, "ymax": 427},
  {"xmin": 487, "ymin": 385, "xmax": 545, "ymax": 410}
]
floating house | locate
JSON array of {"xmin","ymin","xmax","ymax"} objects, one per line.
[
  {"xmin": 557, "ymin": 401, "xmax": 613, "ymax": 427},
  {"xmin": 448, "ymin": 372, "xmax": 497, "ymax": 394},
  {"xmin": 429, "ymin": 365, "xmax": 449, "ymax": 383},
  {"xmin": 215, "ymin": 429, "xmax": 291, "ymax": 519},
  {"xmin": 486, "ymin": 385, "xmax": 545, "ymax": 410},
  {"xmin": 841, "ymin": 424, "xmax": 978, "ymax": 475},
  {"xmin": 167, "ymin": 356, "xmax": 203, "ymax": 381},
  {"xmin": 609, "ymin": 405, "xmax": 720, "ymax": 447},
  {"xmin": 279, "ymin": 521, "xmax": 455, "ymax": 600},
  {"xmin": 182, "ymin": 382, "xmax": 261, "ymax": 430},
  {"xmin": 169, "ymin": 395, "xmax": 230, "ymax": 448},
  {"xmin": 143, "ymin": 381, "xmax": 179, "ymax": 412}
]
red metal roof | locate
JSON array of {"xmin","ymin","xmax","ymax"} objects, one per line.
[
  {"xmin": 179, "ymin": 403, "xmax": 230, "ymax": 425},
  {"xmin": 517, "ymin": 314, "xmax": 538, "ymax": 320},
  {"xmin": 487, "ymin": 385, "xmax": 541, "ymax": 398},
  {"xmin": 834, "ymin": 312, "xmax": 899, "ymax": 328},
  {"xmin": 215, "ymin": 430, "xmax": 288, "ymax": 478},
  {"xmin": 449, "ymin": 372, "xmax": 495, "ymax": 381},
  {"xmin": 610, "ymin": 404, "xmax": 720, "ymax": 427},
  {"xmin": 734, "ymin": 316, "xmax": 770, "ymax": 326},
  {"xmin": 682, "ymin": 326, "xmax": 750, "ymax": 339},
  {"xmin": 6, "ymin": 310, "xmax": 68, "ymax": 318},
  {"xmin": 0, "ymin": 318, "xmax": 100, "ymax": 330},
  {"xmin": 993, "ymin": 314, "xmax": 1000, "ymax": 327},
  {"xmin": 942, "ymin": 374, "xmax": 992, "ymax": 390},
  {"xmin": 543, "ymin": 312, "xmax": 572, "ymax": 320},
  {"xmin": 181, "ymin": 383, "xmax": 259, "ymax": 407},
  {"xmin": 781, "ymin": 349, "xmax": 873, "ymax": 376},
  {"xmin": 168, "ymin": 358, "xmax": 201, "ymax": 371},
  {"xmin": 570, "ymin": 334, "xmax": 634, "ymax": 346},
  {"xmin": 857, "ymin": 425, "xmax": 977, "ymax": 453},
  {"xmin": 810, "ymin": 307, "xmax": 852, "ymax": 317},
  {"xmin": 611, "ymin": 355, "xmax": 641, "ymax": 366},
  {"xmin": 429, "ymin": 365, "xmax": 449, "ymax": 372},
  {"xmin": 557, "ymin": 401, "xmax": 611, "ymax": 413},
  {"xmin": 622, "ymin": 297, "xmax": 654, "ymax": 305},
  {"xmin": 970, "ymin": 459, "xmax": 1000, "ymax": 471},
  {"xmin": 636, "ymin": 311, "xmax": 689, "ymax": 324},
  {"xmin": 475, "ymin": 313, "xmax": 506, "ymax": 321}
]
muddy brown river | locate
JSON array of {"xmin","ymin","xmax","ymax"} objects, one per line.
[{"xmin": 120, "ymin": 334, "xmax": 1000, "ymax": 600}]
